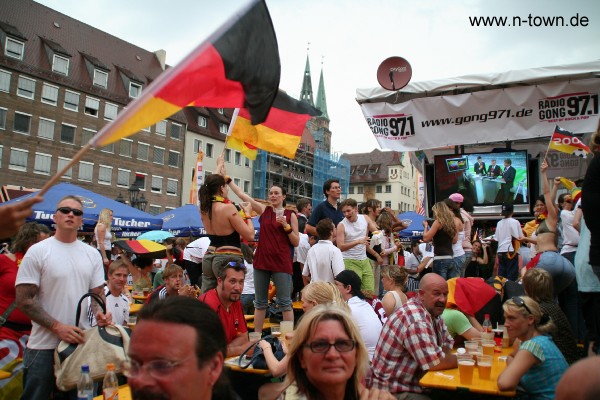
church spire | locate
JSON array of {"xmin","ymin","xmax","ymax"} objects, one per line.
[
  {"xmin": 315, "ymin": 57, "xmax": 329, "ymax": 120},
  {"xmin": 299, "ymin": 44, "xmax": 314, "ymax": 107}
]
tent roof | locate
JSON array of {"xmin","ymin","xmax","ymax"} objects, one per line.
[{"xmin": 356, "ymin": 60, "xmax": 600, "ymax": 105}]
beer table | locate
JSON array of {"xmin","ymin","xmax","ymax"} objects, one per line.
[
  {"xmin": 129, "ymin": 303, "xmax": 143, "ymax": 314},
  {"xmin": 419, "ymin": 348, "xmax": 516, "ymax": 397},
  {"xmin": 224, "ymin": 356, "xmax": 270, "ymax": 375}
]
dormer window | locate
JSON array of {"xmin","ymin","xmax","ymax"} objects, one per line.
[
  {"xmin": 129, "ymin": 82, "xmax": 142, "ymax": 98},
  {"xmin": 52, "ymin": 54, "xmax": 69, "ymax": 75},
  {"xmin": 219, "ymin": 123, "xmax": 228, "ymax": 134},
  {"xmin": 93, "ymin": 69, "xmax": 108, "ymax": 88},
  {"xmin": 198, "ymin": 116, "xmax": 207, "ymax": 127},
  {"xmin": 5, "ymin": 37, "xmax": 24, "ymax": 60},
  {"xmin": 218, "ymin": 108, "xmax": 224, "ymax": 114}
]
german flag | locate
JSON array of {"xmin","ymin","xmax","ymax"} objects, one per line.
[
  {"xmin": 227, "ymin": 134, "xmax": 258, "ymax": 160},
  {"xmin": 89, "ymin": 0, "xmax": 279, "ymax": 148},
  {"xmin": 549, "ymin": 125, "xmax": 590, "ymax": 158},
  {"xmin": 229, "ymin": 90, "xmax": 321, "ymax": 159}
]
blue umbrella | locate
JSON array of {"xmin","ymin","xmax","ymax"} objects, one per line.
[
  {"xmin": 137, "ymin": 230, "xmax": 175, "ymax": 242},
  {"xmin": 156, "ymin": 205, "xmax": 204, "ymax": 237},
  {"xmin": 3, "ymin": 182, "xmax": 162, "ymax": 235},
  {"xmin": 397, "ymin": 211, "xmax": 426, "ymax": 238}
]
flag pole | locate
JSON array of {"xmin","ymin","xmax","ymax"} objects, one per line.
[
  {"xmin": 543, "ymin": 130, "xmax": 553, "ymax": 161},
  {"xmin": 38, "ymin": 143, "xmax": 93, "ymax": 196}
]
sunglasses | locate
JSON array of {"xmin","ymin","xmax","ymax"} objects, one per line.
[
  {"xmin": 512, "ymin": 296, "xmax": 532, "ymax": 315},
  {"xmin": 56, "ymin": 207, "xmax": 84, "ymax": 216},
  {"xmin": 227, "ymin": 261, "xmax": 246, "ymax": 269}
]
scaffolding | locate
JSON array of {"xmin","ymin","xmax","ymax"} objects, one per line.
[{"xmin": 311, "ymin": 149, "xmax": 350, "ymax": 208}]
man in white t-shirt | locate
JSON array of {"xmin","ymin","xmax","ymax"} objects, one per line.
[
  {"xmin": 303, "ymin": 218, "xmax": 344, "ymax": 284},
  {"xmin": 16, "ymin": 195, "xmax": 108, "ymax": 399},
  {"xmin": 493, "ymin": 203, "xmax": 523, "ymax": 281}
]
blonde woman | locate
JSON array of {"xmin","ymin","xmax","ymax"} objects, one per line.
[
  {"xmin": 498, "ymin": 296, "xmax": 568, "ymax": 399},
  {"xmin": 422, "ymin": 201, "xmax": 459, "ymax": 279},
  {"xmin": 301, "ymin": 281, "xmax": 350, "ymax": 313},
  {"xmin": 380, "ymin": 265, "xmax": 408, "ymax": 316},
  {"xmin": 278, "ymin": 304, "xmax": 393, "ymax": 400},
  {"xmin": 95, "ymin": 208, "xmax": 113, "ymax": 269}
]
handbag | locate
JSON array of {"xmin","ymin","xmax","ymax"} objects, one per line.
[
  {"xmin": 238, "ymin": 334, "xmax": 284, "ymax": 370},
  {"xmin": 54, "ymin": 292, "xmax": 131, "ymax": 391}
]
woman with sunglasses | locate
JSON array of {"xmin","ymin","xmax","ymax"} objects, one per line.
[
  {"xmin": 498, "ymin": 296, "xmax": 568, "ymax": 399},
  {"xmin": 279, "ymin": 304, "xmax": 393, "ymax": 400}
]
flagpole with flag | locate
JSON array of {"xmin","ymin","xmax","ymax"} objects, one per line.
[
  {"xmin": 37, "ymin": 0, "xmax": 280, "ymax": 195},
  {"xmin": 189, "ymin": 150, "xmax": 205, "ymax": 205},
  {"xmin": 545, "ymin": 125, "xmax": 591, "ymax": 161}
]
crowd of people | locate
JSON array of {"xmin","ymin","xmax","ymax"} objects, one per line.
[{"xmin": 1, "ymin": 125, "xmax": 600, "ymax": 399}]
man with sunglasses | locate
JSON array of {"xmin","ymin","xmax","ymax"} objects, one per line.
[
  {"xmin": 16, "ymin": 195, "xmax": 109, "ymax": 399},
  {"xmin": 369, "ymin": 273, "xmax": 457, "ymax": 397},
  {"xmin": 199, "ymin": 260, "xmax": 251, "ymax": 357}
]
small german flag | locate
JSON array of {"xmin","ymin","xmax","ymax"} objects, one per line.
[{"xmin": 549, "ymin": 125, "xmax": 590, "ymax": 158}]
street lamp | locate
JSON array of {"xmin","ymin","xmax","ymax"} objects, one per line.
[{"xmin": 128, "ymin": 182, "xmax": 147, "ymax": 211}]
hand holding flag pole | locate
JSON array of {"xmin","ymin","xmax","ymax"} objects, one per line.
[{"xmin": 36, "ymin": 0, "xmax": 280, "ymax": 196}]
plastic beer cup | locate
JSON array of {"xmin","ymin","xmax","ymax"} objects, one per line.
[{"xmin": 458, "ymin": 360, "xmax": 475, "ymax": 385}]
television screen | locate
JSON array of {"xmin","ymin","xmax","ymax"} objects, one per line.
[{"xmin": 433, "ymin": 150, "xmax": 530, "ymax": 215}]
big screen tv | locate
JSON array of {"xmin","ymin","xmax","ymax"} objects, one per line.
[{"xmin": 433, "ymin": 150, "xmax": 530, "ymax": 215}]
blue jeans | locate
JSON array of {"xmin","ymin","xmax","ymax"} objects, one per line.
[
  {"xmin": 201, "ymin": 252, "xmax": 244, "ymax": 293},
  {"xmin": 460, "ymin": 252, "xmax": 472, "ymax": 277},
  {"xmin": 498, "ymin": 252, "xmax": 519, "ymax": 281},
  {"xmin": 21, "ymin": 348, "xmax": 56, "ymax": 400},
  {"xmin": 453, "ymin": 254, "xmax": 467, "ymax": 278},
  {"xmin": 240, "ymin": 294, "xmax": 255, "ymax": 315},
  {"xmin": 433, "ymin": 258, "xmax": 459, "ymax": 280},
  {"xmin": 253, "ymin": 269, "xmax": 292, "ymax": 311},
  {"xmin": 537, "ymin": 251, "xmax": 575, "ymax": 294}
]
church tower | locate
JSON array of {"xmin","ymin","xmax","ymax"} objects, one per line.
[
  {"xmin": 310, "ymin": 58, "xmax": 332, "ymax": 152},
  {"xmin": 299, "ymin": 53, "xmax": 314, "ymax": 106}
]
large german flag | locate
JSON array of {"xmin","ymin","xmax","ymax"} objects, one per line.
[
  {"xmin": 228, "ymin": 90, "xmax": 321, "ymax": 159},
  {"xmin": 89, "ymin": 0, "xmax": 279, "ymax": 148}
]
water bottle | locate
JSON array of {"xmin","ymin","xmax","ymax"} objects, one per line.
[
  {"xmin": 77, "ymin": 364, "xmax": 94, "ymax": 400},
  {"xmin": 482, "ymin": 314, "xmax": 492, "ymax": 333},
  {"xmin": 102, "ymin": 363, "xmax": 119, "ymax": 400}
]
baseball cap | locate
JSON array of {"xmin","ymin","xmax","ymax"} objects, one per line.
[
  {"xmin": 449, "ymin": 193, "xmax": 464, "ymax": 203},
  {"xmin": 334, "ymin": 270, "xmax": 365, "ymax": 299}
]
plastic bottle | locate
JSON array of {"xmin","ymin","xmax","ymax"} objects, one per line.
[
  {"xmin": 102, "ymin": 363, "xmax": 119, "ymax": 400},
  {"xmin": 482, "ymin": 314, "xmax": 492, "ymax": 332},
  {"xmin": 77, "ymin": 364, "xmax": 94, "ymax": 400}
]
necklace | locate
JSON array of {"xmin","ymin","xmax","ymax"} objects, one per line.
[{"xmin": 212, "ymin": 195, "xmax": 231, "ymax": 204}]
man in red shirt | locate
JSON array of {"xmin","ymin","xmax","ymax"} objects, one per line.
[{"xmin": 199, "ymin": 260, "xmax": 250, "ymax": 356}]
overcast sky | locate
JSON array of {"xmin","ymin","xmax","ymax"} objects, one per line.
[{"xmin": 36, "ymin": 0, "xmax": 600, "ymax": 155}]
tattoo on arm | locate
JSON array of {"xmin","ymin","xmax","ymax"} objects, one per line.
[
  {"xmin": 89, "ymin": 286, "xmax": 106, "ymax": 315},
  {"xmin": 15, "ymin": 284, "xmax": 57, "ymax": 329}
]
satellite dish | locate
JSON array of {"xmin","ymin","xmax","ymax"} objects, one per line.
[{"xmin": 377, "ymin": 56, "xmax": 412, "ymax": 91}]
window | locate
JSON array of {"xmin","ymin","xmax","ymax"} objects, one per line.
[
  {"xmin": 153, "ymin": 146, "xmax": 164, "ymax": 165},
  {"xmin": 0, "ymin": 108, "xmax": 6, "ymax": 130},
  {"xmin": 5, "ymin": 37, "xmax": 24, "ymax": 60},
  {"xmin": 218, "ymin": 108, "xmax": 224, "ymax": 114},
  {"xmin": 168, "ymin": 150, "xmax": 180, "ymax": 167},
  {"xmin": 234, "ymin": 178, "xmax": 240, "ymax": 187},
  {"xmin": 84, "ymin": 97, "xmax": 100, "ymax": 117},
  {"xmin": 104, "ymin": 103, "xmax": 118, "ymax": 120},
  {"xmin": 100, "ymin": 143, "xmax": 114, "ymax": 153},
  {"xmin": 81, "ymin": 128, "xmax": 95, "ymax": 145},
  {"xmin": 98, "ymin": 165, "xmax": 112, "ymax": 185},
  {"xmin": 34, "ymin": 153, "xmax": 51, "ymax": 175},
  {"xmin": 243, "ymin": 180, "xmax": 250, "ymax": 193},
  {"xmin": 156, "ymin": 120, "xmax": 166, "ymax": 136},
  {"xmin": 17, "ymin": 76, "xmax": 35, "ymax": 99},
  {"xmin": 13, "ymin": 112, "xmax": 31, "ymax": 134},
  {"xmin": 206, "ymin": 143, "xmax": 213, "ymax": 157},
  {"xmin": 349, "ymin": 186, "xmax": 355, "ymax": 194},
  {"xmin": 117, "ymin": 169, "xmax": 130, "ymax": 187},
  {"xmin": 120, "ymin": 139, "xmax": 132, "ymax": 157},
  {"xmin": 357, "ymin": 186, "xmax": 364, "ymax": 194},
  {"xmin": 224, "ymin": 149, "xmax": 231, "ymax": 162},
  {"xmin": 167, "ymin": 179, "xmax": 178, "ymax": 196},
  {"xmin": 0, "ymin": 70, "xmax": 10, "ymax": 92},
  {"xmin": 385, "ymin": 201, "xmax": 392, "ymax": 208},
  {"xmin": 198, "ymin": 116, "xmax": 207, "ymax": 127},
  {"xmin": 137, "ymin": 143, "xmax": 149, "ymax": 161},
  {"xmin": 148, "ymin": 205, "xmax": 161, "ymax": 215},
  {"xmin": 234, "ymin": 151, "xmax": 241, "ymax": 165},
  {"xmin": 385, "ymin": 185, "xmax": 392, "ymax": 193},
  {"xmin": 38, "ymin": 118, "xmax": 55, "ymax": 140},
  {"xmin": 57, "ymin": 157, "xmax": 72, "ymax": 179},
  {"xmin": 79, "ymin": 161, "xmax": 93, "ymax": 182},
  {"xmin": 151, "ymin": 176, "xmax": 163, "ymax": 193},
  {"xmin": 9, "ymin": 148, "xmax": 28, "ymax": 171},
  {"xmin": 52, "ymin": 55, "xmax": 69, "ymax": 75},
  {"xmin": 129, "ymin": 82, "xmax": 142, "ymax": 98},
  {"xmin": 376, "ymin": 185, "xmax": 382, "ymax": 194},
  {"xmin": 135, "ymin": 173, "xmax": 147, "ymax": 190},
  {"xmin": 64, "ymin": 90, "xmax": 80, "ymax": 111},
  {"xmin": 219, "ymin": 123, "xmax": 228, "ymax": 134},
  {"xmin": 171, "ymin": 123, "xmax": 181, "ymax": 140},
  {"xmin": 41, "ymin": 83, "xmax": 58, "ymax": 106},
  {"xmin": 193, "ymin": 139, "xmax": 202, "ymax": 153},
  {"xmin": 60, "ymin": 124, "xmax": 76, "ymax": 144},
  {"xmin": 93, "ymin": 69, "xmax": 108, "ymax": 88},
  {"xmin": 244, "ymin": 157, "xmax": 250, "ymax": 168}
]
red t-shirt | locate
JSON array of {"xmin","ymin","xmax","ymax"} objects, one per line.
[
  {"xmin": 0, "ymin": 253, "xmax": 31, "ymax": 325},
  {"xmin": 199, "ymin": 289, "xmax": 247, "ymax": 344},
  {"xmin": 253, "ymin": 207, "xmax": 294, "ymax": 274}
]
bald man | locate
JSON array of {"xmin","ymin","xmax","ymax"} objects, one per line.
[
  {"xmin": 369, "ymin": 274, "xmax": 457, "ymax": 397},
  {"xmin": 555, "ymin": 356, "xmax": 600, "ymax": 400}
]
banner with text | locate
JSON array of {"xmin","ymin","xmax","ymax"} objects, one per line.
[{"xmin": 360, "ymin": 78, "xmax": 600, "ymax": 151}]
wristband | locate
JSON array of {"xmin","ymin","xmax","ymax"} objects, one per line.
[
  {"xmin": 225, "ymin": 175, "xmax": 232, "ymax": 184},
  {"xmin": 284, "ymin": 225, "xmax": 292, "ymax": 234}
]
